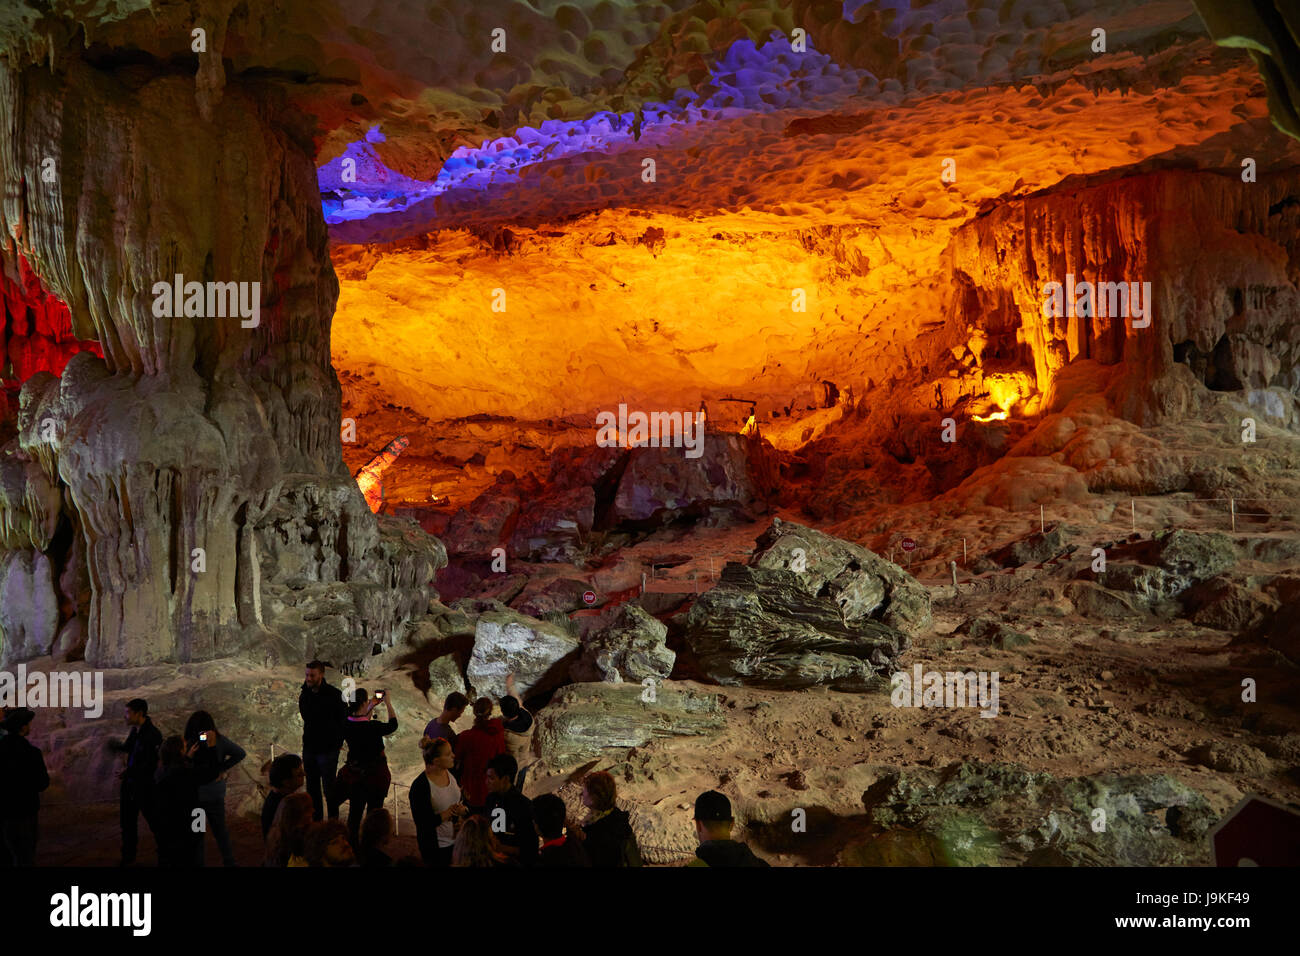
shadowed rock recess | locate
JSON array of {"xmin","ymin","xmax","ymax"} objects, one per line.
[{"xmin": 1, "ymin": 0, "xmax": 1299, "ymax": 872}]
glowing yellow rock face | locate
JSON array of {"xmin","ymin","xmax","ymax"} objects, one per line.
[
  {"xmin": 973, "ymin": 372, "xmax": 1035, "ymax": 421},
  {"xmin": 354, "ymin": 435, "xmax": 409, "ymax": 512},
  {"xmin": 330, "ymin": 63, "xmax": 1266, "ymax": 428}
]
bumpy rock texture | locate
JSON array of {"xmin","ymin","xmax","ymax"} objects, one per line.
[
  {"xmin": 467, "ymin": 606, "xmax": 582, "ymax": 699},
  {"xmin": 684, "ymin": 517, "xmax": 928, "ymax": 690},
  {"xmin": 534, "ymin": 680, "xmax": 724, "ymax": 763},
  {"xmin": 570, "ymin": 603, "xmax": 675, "ymax": 683},
  {"xmin": 851, "ymin": 761, "xmax": 1217, "ymax": 866}
]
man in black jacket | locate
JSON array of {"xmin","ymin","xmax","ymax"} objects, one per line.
[
  {"xmin": 109, "ymin": 698, "xmax": 163, "ymax": 866},
  {"xmin": 689, "ymin": 790, "xmax": 770, "ymax": 867},
  {"xmin": 484, "ymin": 753, "xmax": 537, "ymax": 866},
  {"xmin": 0, "ymin": 708, "xmax": 49, "ymax": 865},
  {"xmin": 299, "ymin": 661, "xmax": 346, "ymax": 821}
]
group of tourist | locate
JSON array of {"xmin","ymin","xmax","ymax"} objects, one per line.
[{"xmin": 0, "ymin": 660, "xmax": 768, "ymax": 867}]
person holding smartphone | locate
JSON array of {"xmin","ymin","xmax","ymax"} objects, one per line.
[
  {"xmin": 184, "ymin": 710, "xmax": 247, "ymax": 867},
  {"xmin": 336, "ymin": 689, "xmax": 398, "ymax": 846}
]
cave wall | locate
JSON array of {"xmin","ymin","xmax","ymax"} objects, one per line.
[
  {"xmin": 0, "ymin": 52, "xmax": 441, "ymax": 669},
  {"xmin": 946, "ymin": 166, "xmax": 1300, "ymax": 428}
]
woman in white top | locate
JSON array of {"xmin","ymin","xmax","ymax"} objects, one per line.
[{"xmin": 410, "ymin": 737, "xmax": 467, "ymax": 866}]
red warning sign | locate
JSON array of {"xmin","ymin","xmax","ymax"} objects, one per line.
[{"xmin": 1210, "ymin": 794, "xmax": 1300, "ymax": 866}]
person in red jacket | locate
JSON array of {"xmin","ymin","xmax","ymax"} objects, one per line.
[{"xmin": 453, "ymin": 697, "xmax": 506, "ymax": 812}]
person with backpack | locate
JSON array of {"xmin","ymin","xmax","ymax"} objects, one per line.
[
  {"xmin": 499, "ymin": 674, "xmax": 534, "ymax": 789},
  {"xmin": 453, "ymin": 697, "xmax": 507, "ymax": 813},
  {"xmin": 336, "ymin": 689, "xmax": 398, "ymax": 846}
]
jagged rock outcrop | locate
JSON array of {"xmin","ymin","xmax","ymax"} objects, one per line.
[
  {"xmin": 570, "ymin": 603, "xmax": 675, "ymax": 683},
  {"xmin": 1066, "ymin": 529, "xmax": 1247, "ymax": 623},
  {"xmin": 611, "ymin": 433, "xmax": 760, "ymax": 527},
  {"xmin": 0, "ymin": 548, "xmax": 58, "ymax": 663},
  {"xmin": 467, "ymin": 607, "xmax": 581, "ymax": 700},
  {"xmin": 683, "ymin": 517, "xmax": 927, "ymax": 690}
]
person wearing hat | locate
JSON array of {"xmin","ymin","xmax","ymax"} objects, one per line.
[
  {"xmin": 0, "ymin": 707, "xmax": 50, "ymax": 865},
  {"xmin": 688, "ymin": 790, "xmax": 770, "ymax": 867}
]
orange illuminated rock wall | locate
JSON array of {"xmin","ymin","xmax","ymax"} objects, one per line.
[{"xmin": 331, "ymin": 58, "xmax": 1282, "ymax": 430}]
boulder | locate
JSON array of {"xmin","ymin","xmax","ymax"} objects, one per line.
[
  {"xmin": 987, "ymin": 525, "xmax": 1070, "ymax": 568},
  {"xmin": 1186, "ymin": 741, "xmax": 1271, "ymax": 774},
  {"xmin": 611, "ymin": 433, "xmax": 756, "ymax": 526},
  {"xmin": 428, "ymin": 654, "xmax": 467, "ymax": 700},
  {"xmin": 441, "ymin": 496, "xmax": 519, "ymax": 558},
  {"xmin": 1142, "ymin": 529, "xmax": 1239, "ymax": 582},
  {"xmin": 570, "ymin": 603, "xmax": 675, "ymax": 683},
  {"xmin": 515, "ymin": 577, "xmax": 593, "ymax": 618},
  {"xmin": 467, "ymin": 609, "xmax": 581, "ymax": 700},
  {"xmin": 681, "ymin": 518, "xmax": 925, "ymax": 690},
  {"xmin": 685, "ymin": 564, "xmax": 908, "ymax": 691},
  {"xmin": 750, "ymin": 517, "xmax": 931, "ymax": 635},
  {"xmin": 1064, "ymin": 580, "xmax": 1140, "ymax": 620},
  {"xmin": 1183, "ymin": 576, "xmax": 1276, "ymax": 632},
  {"xmin": 958, "ymin": 617, "xmax": 1032, "ymax": 650},
  {"xmin": 533, "ymin": 680, "xmax": 723, "ymax": 763}
]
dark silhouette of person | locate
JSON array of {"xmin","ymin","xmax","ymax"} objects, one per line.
[
  {"xmin": 0, "ymin": 708, "xmax": 49, "ymax": 865},
  {"xmin": 533, "ymin": 793, "xmax": 589, "ymax": 867},
  {"xmin": 262, "ymin": 753, "xmax": 305, "ymax": 840},
  {"xmin": 109, "ymin": 698, "xmax": 163, "ymax": 866},
  {"xmin": 689, "ymin": 790, "xmax": 770, "ymax": 867},
  {"xmin": 484, "ymin": 753, "xmax": 536, "ymax": 866},
  {"xmin": 299, "ymin": 660, "xmax": 347, "ymax": 821},
  {"xmin": 154, "ymin": 735, "xmax": 221, "ymax": 867},
  {"xmin": 184, "ymin": 710, "xmax": 246, "ymax": 866}
]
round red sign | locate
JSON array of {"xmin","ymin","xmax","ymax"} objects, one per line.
[
  {"xmin": 901, "ymin": 538, "xmax": 917, "ymax": 552},
  {"xmin": 583, "ymin": 590, "xmax": 596, "ymax": 605}
]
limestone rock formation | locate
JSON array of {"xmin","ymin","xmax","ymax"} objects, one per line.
[
  {"xmin": 0, "ymin": 38, "xmax": 446, "ymax": 670},
  {"xmin": 534, "ymin": 680, "xmax": 723, "ymax": 763},
  {"xmin": 570, "ymin": 603, "xmax": 675, "ymax": 684},
  {"xmin": 683, "ymin": 518, "xmax": 927, "ymax": 690},
  {"xmin": 467, "ymin": 608, "xmax": 581, "ymax": 700},
  {"xmin": 853, "ymin": 761, "xmax": 1216, "ymax": 866}
]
